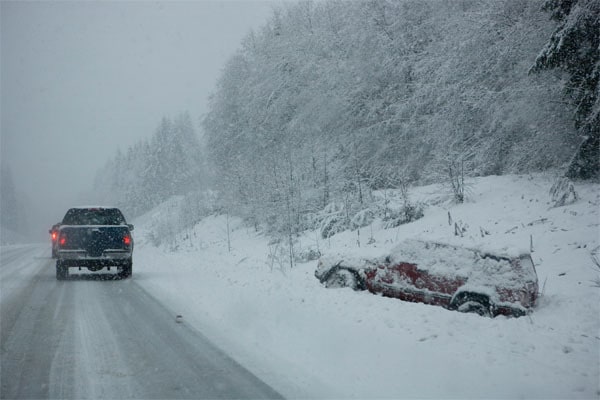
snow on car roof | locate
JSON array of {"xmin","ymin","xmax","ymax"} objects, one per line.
[
  {"xmin": 389, "ymin": 239, "xmax": 534, "ymax": 286},
  {"xmin": 70, "ymin": 206, "xmax": 118, "ymax": 209}
]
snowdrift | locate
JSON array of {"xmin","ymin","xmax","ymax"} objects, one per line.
[{"xmin": 133, "ymin": 173, "xmax": 599, "ymax": 399}]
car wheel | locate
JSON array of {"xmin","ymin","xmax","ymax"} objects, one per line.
[
  {"xmin": 457, "ymin": 300, "xmax": 491, "ymax": 317},
  {"xmin": 56, "ymin": 260, "xmax": 68, "ymax": 280},
  {"xmin": 453, "ymin": 293, "xmax": 492, "ymax": 317},
  {"xmin": 325, "ymin": 269, "xmax": 358, "ymax": 289}
]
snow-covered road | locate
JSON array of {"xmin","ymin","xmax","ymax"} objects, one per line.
[{"xmin": 0, "ymin": 244, "xmax": 282, "ymax": 399}]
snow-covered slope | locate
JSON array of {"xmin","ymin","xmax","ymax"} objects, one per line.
[{"xmin": 133, "ymin": 173, "xmax": 600, "ymax": 399}]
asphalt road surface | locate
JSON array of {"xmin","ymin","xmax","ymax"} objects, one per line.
[{"xmin": 1, "ymin": 244, "xmax": 283, "ymax": 399}]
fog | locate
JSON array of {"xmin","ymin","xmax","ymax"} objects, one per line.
[{"xmin": 1, "ymin": 1, "xmax": 276, "ymax": 241}]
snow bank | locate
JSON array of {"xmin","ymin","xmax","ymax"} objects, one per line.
[{"xmin": 133, "ymin": 173, "xmax": 600, "ymax": 399}]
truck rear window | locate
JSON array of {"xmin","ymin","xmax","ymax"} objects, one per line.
[{"xmin": 62, "ymin": 208, "xmax": 126, "ymax": 225}]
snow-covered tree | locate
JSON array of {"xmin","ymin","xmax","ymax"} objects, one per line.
[
  {"xmin": 0, "ymin": 163, "xmax": 28, "ymax": 242},
  {"xmin": 203, "ymin": 0, "xmax": 576, "ymax": 236},
  {"xmin": 531, "ymin": 0, "xmax": 599, "ymax": 180},
  {"xmin": 92, "ymin": 113, "xmax": 205, "ymax": 217},
  {"xmin": 1, "ymin": 163, "xmax": 19, "ymax": 233}
]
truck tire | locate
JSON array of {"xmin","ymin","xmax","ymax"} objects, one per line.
[
  {"xmin": 119, "ymin": 260, "xmax": 132, "ymax": 279},
  {"xmin": 56, "ymin": 260, "xmax": 68, "ymax": 280}
]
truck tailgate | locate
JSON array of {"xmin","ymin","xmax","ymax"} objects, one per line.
[{"xmin": 58, "ymin": 226, "xmax": 130, "ymax": 256}]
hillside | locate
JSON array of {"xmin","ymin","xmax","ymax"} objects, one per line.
[
  {"xmin": 202, "ymin": 0, "xmax": 582, "ymax": 238},
  {"xmin": 131, "ymin": 173, "xmax": 600, "ymax": 398}
]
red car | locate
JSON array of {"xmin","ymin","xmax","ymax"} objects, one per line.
[
  {"xmin": 315, "ymin": 240, "xmax": 538, "ymax": 317},
  {"xmin": 49, "ymin": 222, "xmax": 61, "ymax": 258}
]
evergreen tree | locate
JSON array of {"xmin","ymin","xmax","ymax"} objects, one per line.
[
  {"xmin": 531, "ymin": 0, "xmax": 600, "ymax": 179},
  {"xmin": 0, "ymin": 163, "xmax": 19, "ymax": 233},
  {"xmin": 92, "ymin": 113, "xmax": 205, "ymax": 218},
  {"xmin": 0, "ymin": 163, "xmax": 28, "ymax": 242}
]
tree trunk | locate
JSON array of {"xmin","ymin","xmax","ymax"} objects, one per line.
[{"xmin": 566, "ymin": 133, "xmax": 599, "ymax": 181}]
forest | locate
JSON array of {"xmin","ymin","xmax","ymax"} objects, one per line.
[{"xmin": 89, "ymin": 0, "xmax": 598, "ymax": 248}]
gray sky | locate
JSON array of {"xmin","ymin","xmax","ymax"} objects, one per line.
[{"xmin": 1, "ymin": 0, "xmax": 277, "ymax": 238}]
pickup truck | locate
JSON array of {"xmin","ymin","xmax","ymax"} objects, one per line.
[{"xmin": 55, "ymin": 207, "xmax": 134, "ymax": 280}]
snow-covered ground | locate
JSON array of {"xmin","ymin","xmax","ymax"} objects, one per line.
[{"xmin": 133, "ymin": 173, "xmax": 600, "ymax": 399}]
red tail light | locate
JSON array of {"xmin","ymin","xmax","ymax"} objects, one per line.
[
  {"xmin": 51, "ymin": 231, "xmax": 57, "ymax": 241},
  {"xmin": 123, "ymin": 235, "xmax": 131, "ymax": 245},
  {"xmin": 59, "ymin": 235, "xmax": 66, "ymax": 246}
]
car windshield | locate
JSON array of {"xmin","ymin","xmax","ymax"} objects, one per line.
[{"xmin": 62, "ymin": 208, "xmax": 125, "ymax": 225}]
